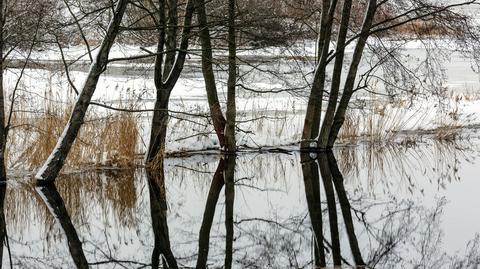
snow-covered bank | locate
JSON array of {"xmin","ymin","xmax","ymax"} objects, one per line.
[{"xmin": 2, "ymin": 38, "xmax": 480, "ymax": 169}]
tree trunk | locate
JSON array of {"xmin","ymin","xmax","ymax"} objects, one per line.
[
  {"xmin": 327, "ymin": 0, "xmax": 377, "ymax": 147},
  {"xmin": 35, "ymin": 0, "xmax": 129, "ymax": 183},
  {"xmin": 225, "ymin": 0, "xmax": 236, "ymax": 152},
  {"xmin": 146, "ymin": 0, "xmax": 194, "ymax": 164},
  {"xmin": 194, "ymin": 0, "xmax": 227, "ymax": 148},
  {"xmin": 164, "ymin": 0, "xmax": 178, "ymax": 77},
  {"xmin": 37, "ymin": 185, "xmax": 89, "ymax": 269},
  {"xmin": 0, "ymin": 0, "xmax": 6, "ymax": 182},
  {"xmin": 146, "ymin": 87, "xmax": 170, "ymax": 163},
  {"xmin": 301, "ymin": 0, "xmax": 337, "ymax": 149},
  {"xmin": 318, "ymin": 0, "xmax": 352, "ymax": 149}
]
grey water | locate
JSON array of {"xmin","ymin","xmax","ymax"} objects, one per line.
[{"xmin": 3, "ymin": 138, "xmax": 480, "ymax": 268}]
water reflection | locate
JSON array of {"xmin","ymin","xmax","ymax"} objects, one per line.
[
  {"xmin": 36, "ymin": 183, "xmax": 88, "ymax": 268},
  {"xmin": 2, "ymin": 140, "xmax": 480, "ymax": 268},
  {"xmin": 0, "ymin": 183, "xmax": 7, "ymax": 268},
  {"xmin": 196, "ymin": 156, "xmax": 236, "ymax": 269},
  {"xmin": 147, "ymin": 165, "xmax": 178, "ymax": 268},
  {"xmin": 302, "ymin": 153, "xmax": 365, "ymax": 267}
]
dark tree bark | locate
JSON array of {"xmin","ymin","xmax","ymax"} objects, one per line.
[
  {"xmin": 146, "ymin": 0, "xmax": 195, "ymax": 164},
  {"xmin": 36, "ymin": 184, "xmax": 89, "ymax": 269},
  {"xmin": 225, "ymin": 0, "xmax": 237, "ymax": 152},
  {"xmin": 301, "ymin": 0, "xmax": 338, "ymax": 149},
  {"xmin": 147, "ymin": 165, "xmax": 178, "ymax": 269},
  {"xmin": 0, "ymin": 0, "xmax": 6, "ymax": 182},
  {"xmin": 300, "ymin": 153, "xmax": 326, "ymax": 267},
  {"xmin": 196, "ymin": 159, "xmax": 225, "ymax": 269},
  {"xmin": 194, "ymin": 0, "xmax": 227, "ymax": 148},
  {"xmin": 35, "ymin": 0, "xmax": 129, "ymax": 183},
  {"xmin": 327, "ymin": 0, "xmax": 377, "ymax": 147},
  {"xmin": 318, "ymin": 0, "xmax": 352, "ymax": 149}
]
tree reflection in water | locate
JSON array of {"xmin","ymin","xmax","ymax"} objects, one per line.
[
  {"xmin": 0, "ymin": 141, "xmax": 479, "ymax": 268},
  {"xmin": 147, "ymin": 159, "xmax": 178, "ymax": 268},
  {"xmin": 196, "ymin": 156, "xmax": 236, "ymax": 269},
  {"xmin": 302, "ymin": 152, "xmax": 365, "ymax": 268},
  {"xmin": 36, "ymin": 183, "xmax": 89, "ymax": 269}
]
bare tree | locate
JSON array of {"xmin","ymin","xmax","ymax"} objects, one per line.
[
  {"xmin": 225, "ymin": 0, "xmax": 237, "ymax": 152},
  {"xmin": 301, "ymin": 0, "xmax": 480, "ymax": 150},
  {"xmin": 145, "ymin": 0, "xmax": 195, "ymax": 164},
  {"xmin": 194, "ymin": 0, "xmax": 228, "ymax": 148},
  {"xmin": 35, "ymin": 0, "xmax": 129, "ymax": 183}
]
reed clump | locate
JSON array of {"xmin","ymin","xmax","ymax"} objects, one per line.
[{"xmin": 10, "ymin": 99, "xmax": 140, "ymax": 171}]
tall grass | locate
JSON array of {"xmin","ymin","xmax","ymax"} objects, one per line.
[{"xmin": 9, "ymin": 99, "xmax": 140, "ymax": 171}]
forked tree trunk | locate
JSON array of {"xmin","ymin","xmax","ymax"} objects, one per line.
[
  {"xmin": 301, "ymin": 0, "xmax": 337, "ymax": 149},
  {"xmin": 194, "ymin": 0, "xmax": 227, "ymax": 148},
  {"xmin": 225, "ymin": 0, "xmax": 236, "ymax": 152},
  {"xmin": 164, "ymin": 0, "xmax": 178, "ymax": 77},
  {"xmin": 318, "ymin": 0, "xmax": 352, "ymax": 149},
  {"xmin": 327, "ymin": 0, "xmax": 377, "ymax": 147},
  {"xmin": 35, "ymin": 0, "xmax": 129, "ymax": 183},
  {"xmin": 146, "ymin": 0, "xmax": 194, "ymax": 164},
  {"xmin": 0, "ymin": 0, "xmax": 6, "ymax": 182}
]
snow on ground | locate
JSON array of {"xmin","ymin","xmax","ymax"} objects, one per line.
[{"xmin": 3, "ymin": 39, "xmax": 480, "ymax": 157}]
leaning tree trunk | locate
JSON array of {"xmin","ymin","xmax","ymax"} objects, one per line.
[
  {"xmin": 146, "ymin": 0, "xmax": 194, "ymax": 164},
  {"xmin": 0, "ymin": 0, "xmax": 6, "ymax": 182},
  {"xmin": 194, "ymin": 0, "xmax": 227, "ymax": 148},
  {"xmin": 327, "ymin": 0, "xmax": 377, "ymax": 148},
  {"xmin": 301, "ymin": 0, "xmax": 337, "ymax": 149},
  {"xmin": 318, "ymin": 0, "xmax": 352, "ymax": 149},
  {"xmin": 225, "ymin": 0, "xmax": 236, "ymax": 152},
  {"xmin": 35, "ymin": 0, "xmax": 129, "ymax": 183}
]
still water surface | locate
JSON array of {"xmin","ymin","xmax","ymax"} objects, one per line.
[{"xmin": 3, "ymin": 139, "xmax": 480, "ymax": 268}]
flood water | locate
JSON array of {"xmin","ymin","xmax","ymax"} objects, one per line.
[{"xmin": 3, "ymin": 137, "xmax": 480, "ymax": 268}]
